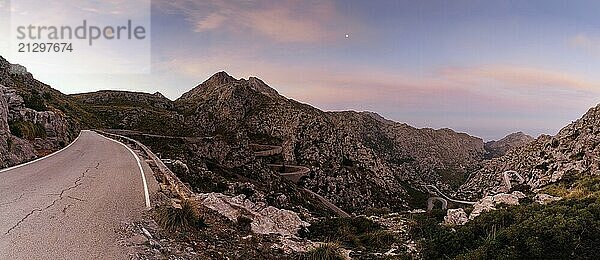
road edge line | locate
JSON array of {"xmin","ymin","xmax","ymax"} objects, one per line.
[
  {"xmin": 98, "ymin": 133, "xmax": 151, "ymax": 209},
  {"xmin": 0, "ymin": 130, "xmax": 84, "ymax": 174}
]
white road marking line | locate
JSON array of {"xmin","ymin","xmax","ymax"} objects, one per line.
[
  {"xmin": 0, "ymin": 130, "xmax": 84, "ymax": 174},
  {"xmin": 98, "ymin": 133, "xmax": 151, "ymax": 209}
]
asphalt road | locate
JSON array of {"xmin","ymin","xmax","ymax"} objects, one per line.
[{"xmin": 0, "ymin": 130, "xmax": 158, "ymax": 259}]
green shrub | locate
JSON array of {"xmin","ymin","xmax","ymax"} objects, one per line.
[
  {"xmin": 358, "ymin": 230, "xmax": 396, "ymax": 251},
  {"xmin": 156, "ymin": 200, "xmax": 206, "ymax": 232},
  {"xmin": 304, "ymin": 243, "xmax": 345, "ymax": 260},
  {"xmin": 302, "ymin": 217, "xmax": 396, "ymax": 252},
  {"xmin": 411, "ymin": 195, "xmax": 600, "ymax": 259},
  {"xmin": 23, "ymin": 90, "xmax": 48, "ymax": 111},
  {"xmin": 9, "ymin": 121, "xmax": 47, "ymax": 140}
]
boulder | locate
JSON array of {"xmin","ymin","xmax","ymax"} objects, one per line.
[
  {"xmin": 198, "ymin": 193, "xmax": 309, "ymax": 237},
  {"xmin": 469, "ymin": 196, "xmax": 495, "ymax": 220},
  {"xmin": 534, "ymin": 193, "xmax": 561, "ymax": 205},
  {"xmin": 492, "ymin": 193, "xmax": 519, "ymax": 206},
  {"xmin": 444, "ymin": 208, "xmax": 468, "ymax": 226}
]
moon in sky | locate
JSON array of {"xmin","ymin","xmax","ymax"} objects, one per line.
[{"xmin": 345, "ymin": 34, "xmax": 349, "ymax": 38}]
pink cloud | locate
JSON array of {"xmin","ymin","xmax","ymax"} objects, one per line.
[
  {"xmin": 155, "ymin": 0, "xmax": 360, "ymax": 44},
  {"xmin": 439, "ymin": 65, "xmax": 599, "ymax": 93}
]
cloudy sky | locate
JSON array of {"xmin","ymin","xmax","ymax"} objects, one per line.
[{"xmin": 3, "ymin": 0, "xmax": 600, "ymax": 140}]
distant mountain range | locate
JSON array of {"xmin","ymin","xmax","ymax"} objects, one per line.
[{"xmin": 461, "ymin": 103, "xmax": 600, "ymax": 198}]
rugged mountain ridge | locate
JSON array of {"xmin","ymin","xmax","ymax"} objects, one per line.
[
  {"xmin": 72, "ymin": 71, "xmax": 487, "ymax": 213},
  {"xmin": 173, "ymin": 72, "xmax": 488, "ymax": 212},
  {"xmin": 0, "ymin": 56, "xmax": 88, "ymax": 167},
  {"xmin": 461, "ymin": 103, "xmax": 600, "ymax": 198},
  {"xmin": 484, "ymin": 131, "xmax": 534, "ymax": 159}
]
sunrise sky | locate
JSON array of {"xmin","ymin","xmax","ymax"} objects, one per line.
[{"xmin": 2, "ymin": 0, "xmax": 600, "ymax": 140}]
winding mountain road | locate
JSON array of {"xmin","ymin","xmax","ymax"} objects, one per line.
[
  {"xmin": 0, "ymin": 130, "xmax": 158, "ymax": 259},
  {"xmin": 424, "ymin": 185, "xmax": 476, "ymax": 205}
]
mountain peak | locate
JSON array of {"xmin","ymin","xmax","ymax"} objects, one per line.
[
  {"xmin": 247, "ymin": 76, "xmax": 279, "ymax": 96},
  {"xmin": 177, "ymin": 72, "xmax": 284, "ymax": 101},
  {"xmin": 203, "ymin": 71, "xmax": 237, "ymax": 87}
]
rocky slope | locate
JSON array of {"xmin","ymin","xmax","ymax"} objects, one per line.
[
  {"xmin": 0, "ymin": 56, "xmax": 90, "ymax": 167},
  {"xmin": 484, "ymin": 131, "xmax": 534, "ymax": 159},
  {"xmin": 166, "ymin": 72, "xmax": 487, "ymax": 212},
  {"xmin": 74, "ymin": 72, "xmax": 487, "ymax": 213},
  {"xmin": 461, "ymin": 103, "xmax": 600, "ymax": 199},
  {"xmin": 72, "ymin": 90, "xmax": 189, "ymax": 136}
]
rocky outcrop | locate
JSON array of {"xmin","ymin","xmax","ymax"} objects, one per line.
[
  {"xmin": 444, "ymin": 208, "xmax": 468, "ymax": 226},
  {"xmin": 534, "ymin": 193, "xmax": 561, "ymax": 205},
  {"xmin": 461, "ymin": 103, "xmax": 600, "ymax": 199},
  {"xmin": 484, "ymin": 132, "xmax": 534, "ymax": 159},
  {"xmin": 0, "ymin": 56, "xmax": 82, "ymax": 167},
  {"xmin": 0, "ymin": 85, "xmax": 37, "ymax": 167},
  {"xmin": 468, "ymin": 191, "xmax": 522, "ymax": 220},
  {"xmin": 198, "ymin": 193, "xmax": 309, "ymax": 236}
]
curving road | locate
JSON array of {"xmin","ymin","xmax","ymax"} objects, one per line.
[
  {"xmin": 0, "ymin": 130, "xmax": 158, "ymax": 259},
  {"xmin": 424, "ymin": 185, "xmax": 477, "ymax": 205}
]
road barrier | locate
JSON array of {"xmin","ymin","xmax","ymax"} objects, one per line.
[{"xmin": 95, "ymin": 130, "xmax": 193, "ymax": 200}]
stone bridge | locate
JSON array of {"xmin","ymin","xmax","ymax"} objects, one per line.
[
  {"xmin": 250, "ymin": 144, "xmax": 283, "ymax": 157},
  {"xmin": 427, "ymin": 197, "xmax": 448, "ymax": 211},
  {"xmin": 424, "ymin": 184, "xmax": 476, "ymax": 211},
  {"xmin": 250, "ymin": 143, "xmax": 310, "ymax": 184},
  {"xmin": 267, "ymin": 164, "xmax": 311, "ymax": 184}
]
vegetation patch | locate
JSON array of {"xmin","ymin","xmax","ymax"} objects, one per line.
[
  {"xmin": 398, "ymin": 180, "xmax": 428, "ymax": 209},
  {"xmin": 303, "ymin": 243, "xmax": 345, "ymax": 260},
  {"xmin": 155, "ymin": 200, "xmax": 206, "ymax": 232},
  {"xmin": 301, "ymin": 217, "xmax": 397, "ymax": 253},
  {"xmin": 9, "ymin": 120, "xmax": 46, "ymax": 140},
  {"xmin": 22, "ymin": 90, "xmax": 48, "ymax": 111},
  {"xmin": 410, "ymin": 195, "xmax": 600, "ymax": 259}
]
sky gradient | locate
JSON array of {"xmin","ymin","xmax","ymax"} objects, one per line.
[{"xmin": 3, "ymin": 0, "xmax": 600, "ymax": 140}]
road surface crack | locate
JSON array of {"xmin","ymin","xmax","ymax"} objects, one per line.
[
  {"xmin": 66, "ymin": 195, "xmax": 86, "ymax": 202},
  {"xmin": 4, "ymin": 163, "xmax": 99, "ymax": 236},
  {"xmin": 0, "ymin": 190, "xmax": 31, "ymax": 208}
]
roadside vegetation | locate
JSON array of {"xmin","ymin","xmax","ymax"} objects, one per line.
[
  {"xmin": 301, "ymin": 217, "xmax": 397, "ymax": 253},
  {"xmin": 410, "ymin": 174, "xmax": 600, "ymax": 259},
  {"xmin": 303, "ymin": 243, "xmax": 345, "ymax": 260},
  {"xmin": 155, "ymin": 199, "xmax": 206, "ymax": 232},
  {"xmin": 9, "ymin": 120, "xmax": 46, "ymax": 140}
]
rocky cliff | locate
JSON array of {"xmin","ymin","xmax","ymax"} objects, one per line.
[
  {"xmin": 461, "ymin": 103, "xmax": 600, "ymax": 199},
  {"xmin": 0, "ymin": 56, "xmax": 89, "ymax": 167}
]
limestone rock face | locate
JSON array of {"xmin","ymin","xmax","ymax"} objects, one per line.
[
  {"xmin": 469, "ymin": 191, "xmax": 522, "ymax": 220},
  {"xmin": 0, "ymin": 56, "xmax": 81, "ymax": 168},
  {"xmin": 0, "ymin": 85, "xmax": 37, "ymax": 167},
  {"xmin": 461, "ymin": 103, "xmax": 600, "ymax": 199},
  {"xmin": 469, "ymin": 196, "xmax": 495, "ymax": 220},
  {"xmin": 534, "ymin": 193, "xmax": 561, "ymax": 205},
  {"xmin": 492, "ymin": 193, "xmax": 520, "ymax": 206},
  {"xmin": 198, "ymin": 193, "xmax": 309, "ymax": 237},
  {"xmin": 444, "ymin": 208, "xmax": 468, "ymax": 226},
  {"xmin": 0, "ymin": 85, "xmax": 9, "ymax": 135}
]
